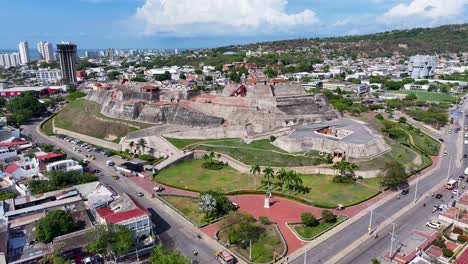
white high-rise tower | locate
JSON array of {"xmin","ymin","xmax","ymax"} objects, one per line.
[
  {"xmin": 38, "ymin": 41, "xmax": 55, "ymax": 62},
  {"xmin": 18, "ymin": 41, "xmax": 30, "ymax": 65}
]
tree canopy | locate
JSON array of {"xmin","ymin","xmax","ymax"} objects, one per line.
[
  {"xmin": 149, "ymin": 244, "xmax": 190, "ymax": 264},
  {"xmin": 36, "ymin": 210, "xmax": 76, "ymax": 243},
  {"xmin": 86, "ymin": 224, "xmax": 134, "ymax": 256},
  {"xmin": 380, "ymin": 160, "xmax": 407, "ymax": 189},
  {"xmin": 7, "ymin": 91, "xmax": 46, "ymax": 124}
]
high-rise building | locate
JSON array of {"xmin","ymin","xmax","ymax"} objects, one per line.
[
  {"xmin": 44, "ymin": 42, "xmax": 54, "ymax": 62},
  {"xmin": 37, "ymin": 41, "xmax": 46, "ymax": 60},
  {"xmin": 85, "ymin": 50, "xmax": 98, "ymax": 59},
  {"xmin": 18, "ymin": 41, "xmax": 30, "ymax": 65},
  {"xmin": 108, "ymin": 48, "xmax": 114, "ymax": 61},
  {"xmin": 38, "ymin": 41, "xmax": 55, "ymax": 62},
  {"xmin": 408, "ymin": 55, "xmax": 438, "ymax": 79},
  {"xmin": 0, "ymin": 53, "xmax": 21, "ymax": 67},
  {"xmin": 57, "ymin": 42, "xmax": 77, "ymax": 83}
]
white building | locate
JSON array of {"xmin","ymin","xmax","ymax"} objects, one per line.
[
  {"xmin": 37, "ymin": 41, "xmax": 54, "ymax": 62},
  {"xmin": 403, "ymin": 83, "xmax": 430, "ymax": 91},
  {"xmin": 0, "ymin": 53, "xmax": 21, "ymax": 68},
  {"xmin": 46, "ymin": 159, "xmax": 83, "ymax": 174},
  {"xmin": 18, "ymin": 41, "xmax": 30, "ymax": 65},
  {"xmin": 408, "ymin": 55, "xmax": 437, "ymax": 79},
  {"xmin": 36, "ymin": 69, "xmax": 62, "ymax": 83}
]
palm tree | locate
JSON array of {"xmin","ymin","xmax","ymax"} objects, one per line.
[
  {"xmin": 276, "ymin": 168, "xmax": 287, "ymax": 190},
  {"xmin": 209, "ymin": 151, "xmax": 216, "ymax": 163},
  {"xmin": 138, "ymin": 138, "xmax": 147, "ymax": 154},
  {"xmin": 129, "ymin": 141, "xmax": 135, "ymax": 154},
  {"xmin": 250, "ymin": 165, "xmax": 261, "ymax": 189},
  {"xmin": 262, "ymin": 167, "xmax": 275, "ymax": 193},
  {"xmin": 292, "ymin": 172, "xmax": 303, "ymax": 192}
]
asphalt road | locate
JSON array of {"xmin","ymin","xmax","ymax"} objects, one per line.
[
  {"xmin": 21, "ymin": 120, "xmax": 219, "ymax": 264},
  {"xmin": 291, "ymin": 104, "xmax": 467, "ymax": 264}
]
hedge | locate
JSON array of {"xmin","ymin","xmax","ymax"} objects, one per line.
[{"xmin": 287, "ymin": 216, "xmax": 348, "ymax": 241}]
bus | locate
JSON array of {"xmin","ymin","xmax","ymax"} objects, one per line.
[{"xmin": 446, "ymin": 179, "xmax": 458, "ymax": 190}]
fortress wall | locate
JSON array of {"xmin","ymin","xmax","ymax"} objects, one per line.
[
  {"xmin": 161, "ymin": 105, "xmax": 224, "ymax": 127},
  {"xmin": 86, "ymin": 90, "xmax": 113, "ymax": 105},
  {"xmin": 273, "ymin": 137, "xmax": 390, "ymax": 159},
  {"xmin": 271, "ymin": 83, "xmax": 306, "ymax": 96},
  {"xmin": 101, "ymin": 100, "xmax": 143, "ymax": 120},
  {"xmin": 114, "ymin": 90, "xmax": 160, "ymax": 102},
  {"xmin": 136, "ymin": 105, "xmax": 164, "ymax": 124},
  {"xmin": 164, "ymin": 125, "xmax": 248, "ymax": 139}
]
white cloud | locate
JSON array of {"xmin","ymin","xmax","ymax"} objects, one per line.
[
  {"xmin": 132, "ymin": 0, "xmax": 319, "ymax": 36},
  {"xmin": 382, "ymin": 0, "xmax": 468, "ymax": 23}
]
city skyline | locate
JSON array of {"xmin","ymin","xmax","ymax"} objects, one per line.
[{"xmin": 1, "ymin": 0, "xmax": 467, "ymax": 49}]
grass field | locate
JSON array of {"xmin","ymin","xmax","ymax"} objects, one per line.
[
  {"xmin": 295, "ymin": 175, "xmax": 380, "ymax": 208},
  {"xmin": 155, "ymin": 159, "xmax": 252, "ymax": 192},
  {"xmin": 41, "ymin": 117, "xmax": 54, "ymax": 136},
  {"xmin": 396, "ymin": 123, "xmax": 441, "ymax": 156},
  {"xmin": 159, "ymin": 195, "xmax": 206, "ymax": 226},
  {"xmin": 166, "ymin": 137, "xmax": 326, "ymax": 166},
  {"xmin": 292, "ymin": 216, "xmax": 347, "ymax": 239},
  {"xmin": 156, "ymin": 159, "xmax": 379, "ymax": 207},
  {"xmin": 352, "ymin": 140, "xmax": 420, "ymax": 171},
  {"xmin": 218, "ymin": 224, "xmax": 284, "ymax": 263},
  {"xmin": 390, "ymin": 90, "xmax": 457, "ymax": 103},
  {"xmin": 54, "ymin": 99, "xmax": 141, "ymax": 142}
]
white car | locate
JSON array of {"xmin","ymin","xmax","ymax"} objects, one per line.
[
  {"xmin": 426, "ymin": 221, "xmax": 441, "ymax": 230},
  {"xmin": 465, "ymin": 140, "xmax": 468, "ymax": 145}
]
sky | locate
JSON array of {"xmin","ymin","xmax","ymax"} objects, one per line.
[{"xmin": 1, "ymin": 0, "xmax": 467, "ymax": 50}]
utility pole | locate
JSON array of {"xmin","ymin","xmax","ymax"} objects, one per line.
[
  {"xmin": 389, "ymin": 223, "xmax": 396, "ymax": 264},
  {"xmin": 368, "ymin": 209, "xmax": 373, "ymax": 234},
  {"xmin": 250, "ymin": 240, "xmax": 252, "ymax": 261}
]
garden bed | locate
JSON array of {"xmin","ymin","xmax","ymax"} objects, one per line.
[{"xmin": 289, "ymin": 216, "xmax": 347, "ymax": 240}]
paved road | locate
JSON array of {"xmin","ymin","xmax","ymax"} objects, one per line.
[
  {"xmin": 338, "ymin": 106, "xmax": 468, "ymax": 264},
  {"xmin": 291, "ymin": 104, "xmax": 467, "ymax": 264},
  {"xmin": 22, "ymin": 120, "xmax": 220, "ymax": 264}
]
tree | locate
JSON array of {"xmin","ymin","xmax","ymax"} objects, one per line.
[
  {"xmin": 375, "ymin": 113, "xmax": 384, "ymax": 120},
  {"xmin": 276, "ymin": 168, "xmax": 287, "ymax": 189},
  {"xmin": 331, "ymin": 160, "xmax": 359, "ymax": 182},
  {"xmin": 154, "ymin": 71, "xmax": 172, "ymax": 82},
  {"xmin": 107, "ymin": 71, "xmax": 121, "ymax": 80},
  {"xmin": 262, "ymin": 167, "xmax": 275, "ymax": 192},
  {"xmin": 321, "ymin": 210, "xmax": 337, "ymax": 223},
  {"xmin": 204, "ymin": 75, "xmax": 213, "ymax": 81},
  {"xmin": 179, "ymin": 73, "xmax": 186, "ymax": 80},
  {"xmin": 7, "ymin": 92, "xmax": 46, "ymax": 124},
  {"xmin": 380, "ymin": 161, "xmax": 407, "ymax": 189},
  {"xmin": 264, "ymin": 67, "xmax": 278, "ymax": 78},
  {"xmin": 194, "ymin": 69, "xmax": 203, "ymax": 74},
  {"xmin": 149, "ymin": 244, "xmax": 190, "ymax": 264},
  {"xmin": 112, "ymin": 225, "xmax": 134, "ymax": 255},
  {"xmin": 86, "ymin": 224, "xmax": 134, "ymax": 256},
  {"xmin": 398, "ymin": 116, "xmax": 407, "ymax": 123},
  {"xmin": 138, "ymin": 138, "xmax": 147, "ymax": 154},
  {"xmin": 199, "ymin": 191, "xmax": 234, "ymax": 220},
  {"xmin": 301, "ymin": 212, "xmax": 319, "ymax": 227},
  {"xmin": 371, "ymin": 258, "xmax": 381, "ymax": 264},
  {"xmin": 0, "ymin": 97, "xmax": 7, "ymax": 108},
  {"xmin": 129, "ymin": 141, "xmax": 135, "ymax": 154},
  {"xmin": 36, "ymin": 210, "xmax": 75, "ymax": 243}
]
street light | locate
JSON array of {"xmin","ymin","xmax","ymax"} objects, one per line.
[{"xmin": 389, "ymin": 223, "xmax": 397, "ymax": 264}]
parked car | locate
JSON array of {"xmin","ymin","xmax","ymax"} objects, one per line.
[
  {"xmin": 439, "ymin": 138, "xmax": 444, "ymax": 142},
  {"xmin": 426, "ymin": 221, "xmax": 441, "ymax": 230},
  {"xmin": 112, "ymin": 175, "xmax": 119, "ymax": 180},
  {"xmin": 401, "ymin": 188, "xmax": 409, "ymax": 195},
  {"xmin": 135, "ymin": 191, "xmax": 144, "ymax": 197},
  {"xmin": 435, "ymin": 193, "xmax": 443, "ymax": 199},
  {"xmin": 153, "ymin": 186, "xmax": 165, "ymax": 192}
]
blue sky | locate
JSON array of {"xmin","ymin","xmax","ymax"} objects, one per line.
[{"xmin": 1, "ymin": 0, "xmax": 467, "ymax": 49}]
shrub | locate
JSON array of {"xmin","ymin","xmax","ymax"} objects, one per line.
[
  {"xmin": 432, "ymin": 237, "xmax": 446, "ymax": 248},
  {"xmin": 259, "ymin": 216, "xmax": 271, "ymax": 225},
  {"xmin": 442, "ymin": 248, "xmax": 454, "ymax": 258},
  {"xmin": 201, "ymin": 161, "xmax": 224, "ymax": 170},
  {"xmin": 375, "ymin": 113, "xmax": 384, "ymax": 120},
  {"xmin": 301, "ymin": 213, "xmax": 319, "ymax": 227},
  {"xmin": 457, "ymin": 235, "xmax": 468, "ymax": 243},
  {"xmin": 321, "ymin": 210, "xmax": 337, "ymax": 223},
  {"xmin": 270, "ymin": 135, "xmax": 276, "ymax": 142},
  {"xmin": 453, "ymin": 226, "xmax": 464, "ymax": 235}
]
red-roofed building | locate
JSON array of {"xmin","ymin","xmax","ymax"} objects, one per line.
[
  {"xmin": 36, "ymin": 152, "xmax": 65, "ymax": 164},
  {"xmin": 0, "ymin": 140, "xmax": 29, "ymax": 148},
  {"xmin": 94, "ymin": 193, "xmax": 152, "ymax": 239},
  {"xmin": 455, "ymin": 247, "xmax": 468, "ymax": 263}
]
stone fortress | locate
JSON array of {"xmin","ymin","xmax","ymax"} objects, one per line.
[{"xmin": 86, "ymin": 81, "xmax": 389, "ymax": 160}]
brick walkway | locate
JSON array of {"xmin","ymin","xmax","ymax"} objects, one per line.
[{"xmin": 128, "ymin": 176, "xmax": 198, "ymax": 197}]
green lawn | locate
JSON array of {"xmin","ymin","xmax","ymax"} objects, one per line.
[
  {"xmin": 155, "ymin": 159, "xmax": 252, "ymax": 192},
  {"xmin": 166, "ymin": 138, "xmax": 325, "ymax": 166},
  {"xmin": 159, "ymin": 195, "xmax": 207, "ymax": 226},
  {"xmin": 351, "ymin": 140, "xmax": 420, "ymax": 171},
  {"xmin": 295, "ymin": 175, "xmax": 380, "ymax": 208},
  {"xmin": 218, "ymin": 224, "xmax": 284, "ymax": 263},
  {"xmin": 54, "ymin": 99, "xmax": 145, "ymax": 141},
  {"xmin": 41, "ymin": 117, "xmax": 55, "ymax": 136},
  {"xmin": 165, "ymin": 137, "xmax": 238, "ymax": 149},
  {"xmin": 396, "ymin": 123, "xmax": 441, "ymax": 156},
  {"xmin": 292, "ymin": 216, "xmax": 347, "ymax": 239},
  {"xmin": 390, "ymin": 90, "xmax": 457, "ymax": 103}
]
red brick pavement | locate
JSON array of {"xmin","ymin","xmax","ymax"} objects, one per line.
[{"xmin": 128, "ymin": 176, "xmax": 199, "ymax": 197}]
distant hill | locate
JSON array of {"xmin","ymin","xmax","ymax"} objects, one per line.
[{"xmin": 231, "ymin": 24, "xmax": 468, "ymax": 58}]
